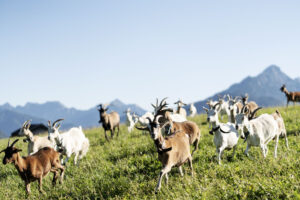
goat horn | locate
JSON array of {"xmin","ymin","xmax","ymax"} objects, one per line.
[
  {"xmin": 213, "ymin": 103, "xmax": 220, "ymax": 110},
  {"xmin": 146, "ymin": 117, "xmax": 152, "ymax": 124},
  {"xmin": 52, "ymin": 119, "xmax": 64, "ymax": 127},
  {"xmin": 10, "ymin": 139, "xmax": 19, "ymax": 147},
  {"xmin": 249, "ymin": 107, "xmax": 262, "ymax": 120},
  {"xmin": 22, "ymin": 120, "xmax": 31, "ymax": 128}
]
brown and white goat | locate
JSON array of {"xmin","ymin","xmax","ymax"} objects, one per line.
[
  {"xmin": 140, "ymin": 115, "xmax": 193, "ymax": 193},
  {"xmin": 97, "ymin": 104, "xmax": 120, "ymax": 141},
  {"xmin": 280, "ymin": 84, "xmax": 300, "ymax": 107},
  {"xmin": 0, "ymin": 139, "xmax": 64, "ymax": 195}
]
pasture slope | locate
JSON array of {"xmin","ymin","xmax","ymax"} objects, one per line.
[{"xmin": 0, "ymin": 106, "xmax": 300, "ymax": 199}]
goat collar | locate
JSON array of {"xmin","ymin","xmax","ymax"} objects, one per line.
[
  {"xmin": 154, "ymin": 139, "xmax": 172, "ymax": 154},
  {"xmin": 209, "ymin": 126, "xmax": 230, "ymax": 135}
]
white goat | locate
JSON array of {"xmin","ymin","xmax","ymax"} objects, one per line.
[
  {"xmin": 189, "ymin": 103, "xmax": 197, "ymax": 117},
  {"xmin": 235, "ymin": 107, "xmax": 280, "ymax": 158},
  {"xmin": 203, "ymin": 103, "xmax": 239, "ymax": 164},
  {"xmin": 124, "ymin": 108, "xmax": 136, "ymax": 133},
  {"xmin": 48, "ymin": 119, "xmax": 90, "ymax": 165},
  {"xmin": 134, "ymin": 112, "xmax": 154, "ymax": 127},
  {"xmin": 218, "ymin": 98, "xmax": 230, "ymax": 120},
  {"xmin": 20, "ymin": 120, "xmax": 54, "ymax": 155}
]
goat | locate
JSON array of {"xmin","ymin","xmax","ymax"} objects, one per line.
[
  {"xmin": 218, "ymin": 97, "xmax": 230, "ymax": 120},
  {"xmin": 141, "ymin": 115, "xmax": 193, "ymax": 193},
  {"xmin": 0, "ymin": 139, "xmax": 64, "ymax": 195},
  {"xmin": 235, "ymin": 106, "xmax": 281, "ymax": 158},
  {"xmin": 189, "ymin": 103, "xmax": 197, "ymax": 117},
  {"xmin": 124, "ymin": 108, "xmax": 136, "ymax": 133},
  {"xmin": 138, "ymin": 98, "xmax": 200, "ymax": 155},
  {"xmin": 228, "ymin": 96, "xmax": 244, "ymax": 123},
  {"xmin": 174, "ymin": 99, "xmax": 187, "ymax": 118},
  {"xmin": 97, "ymin": 104, "xmax": 120, "ymax": 141},
  {"xmin": 272, "ymin": 110, "xmax": 289, "ymax": 149},
  {"xmin": 20, "ymin": 120, "xmax": 54, "ymax": 155},
  {"xmin": 203, "ymin": 103, "xmax": 239, "ymax": 164},
  {"xmin": 241, "ymin": 93, "xmax": 260, "ymax": 117},
  {"xmin": 48, "ymin": 119, "xmax": 90, "ymax": 165},
  {"xmin": 280, "ymin": 84, "xmax": 300, "ymax": 107}
]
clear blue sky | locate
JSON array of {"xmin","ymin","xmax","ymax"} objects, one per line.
[{"xmin": 0, "ymin": 0, "xmax": 299, "ymax": 110}]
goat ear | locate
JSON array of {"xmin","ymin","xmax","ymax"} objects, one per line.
[{"xmin": 0, "ymin": 149, "xmax": 5, "ymax": 154}]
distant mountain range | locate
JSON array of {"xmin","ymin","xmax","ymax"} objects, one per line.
[
  {"xmin": 0, "ymin": 99, "xmax": 146, "ymax": 138},
  {"xmin": 192, "ymin": 65, "xmax": 300, "ymax": 112}
]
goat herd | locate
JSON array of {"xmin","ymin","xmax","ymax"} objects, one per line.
[{"xmin": 0, "ymin": 84, "xmax": 299, "ymax": 195}]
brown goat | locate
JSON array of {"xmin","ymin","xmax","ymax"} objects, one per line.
[
  {"xmin": 143, "ymin": 115, "xmax": 193, "ymax": 193},
  {"xmin": 0, "ymin": 139, "xmax": 64, "ymax": 195},
  {"xmin": 241, "ymin": 94, "xmax": 260, "ymax": 119},
  {"xmin": 280, "ymin": 84, "xmax": 300, "ymax": 107},
  {"xmin": 97, "ymin": 104, "xmax": 120, "ymax": 141},
  {"xmin": 139, "ymin": 98, "xmax": 201, "ymax": 155}
]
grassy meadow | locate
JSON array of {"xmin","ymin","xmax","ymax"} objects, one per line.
[{"xmin": 0, "ymin": 106, "xmax": 300, "ymax": 199}]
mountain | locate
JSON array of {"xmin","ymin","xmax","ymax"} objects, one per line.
[
  {"xmin": 193, "ymin": 65, "xmax": 300, "ymax": 112},
  {"xmin": 0, "ymin": 108, "xmax": 46, "ymax": 138},
  {"xmin": 0, "ymin": 99, "xmax": 146, "ymax": 138}
]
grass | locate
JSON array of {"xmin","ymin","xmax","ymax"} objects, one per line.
[{"xmin": 0, "ymin": 106, "xmax": 300, "ymax": 199}]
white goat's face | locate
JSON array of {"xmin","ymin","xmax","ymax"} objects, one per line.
[
  {"xmin": 47, "ymin": 126, "xmax": 60, "ymax": 142},
  {"xmin": 235, "ymin": 113, "xmax": 247, "ymax": 131},
  {"xmin": 206, "ymin": 109, "xmax": 218, "ymax": 123}
]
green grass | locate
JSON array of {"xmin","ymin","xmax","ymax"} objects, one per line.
[{"xmin": 1, "ymin": 106, "xmax": 300, "ymax": 199}]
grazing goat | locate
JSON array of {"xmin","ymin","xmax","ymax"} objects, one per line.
[
  {"xmin": 203, "ymin": 103, "xmax": 239, "ymax": 164},
  {"xmin": 189, "ymin": 103, "xmax": 197, "ymax": 117},
  {"xmin": 97, "ymin": 104, "xmax": 120, "ymax": 141},
  {"xmin": 0, "ymin": 139, "xmax": 64, "ymax": 195},
  {"xmin": 272, "ymin": 110, "xmax": 289, "ymax": 149},
  {"xmin": 20, "ymin": 120, "xmax": 54, "ymax": 155},
  {"xmin": 174, "ymin": 100, "xmax": 187, "ymax": 118},
  {"xmin": 142, "ymin": 115, "xmax": 193, "ymax": 193},
  {"xmin": 48, "ymin": 119, "xmax": 90, "ymax": 165},
  {"xmin": 280, "ymin": 84, "xmax": 300, "ymax": 107},
  {"xmin": 235, "ymin": 106, "xmax": 281, "ymax": 158},
  {"xmin": 124, "ymin": 108, "xmax": 136, "ymax": 133}
]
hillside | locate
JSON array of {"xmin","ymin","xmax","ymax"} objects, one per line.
[
  {"xmin": 0, "ymin": 99, "xmax": 146, "ymax": 137},
  {"xmin": 193, "ymin": 65, "xmax": 300, "ymax": 112},
  {"xmin": 0, "ymin": 106, "xmax": 299, "ymax": 199}
]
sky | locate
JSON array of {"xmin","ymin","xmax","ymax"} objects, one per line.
[{"xmin": 0, "ymin": 0, "xmax": 299, "ymax": 111}]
